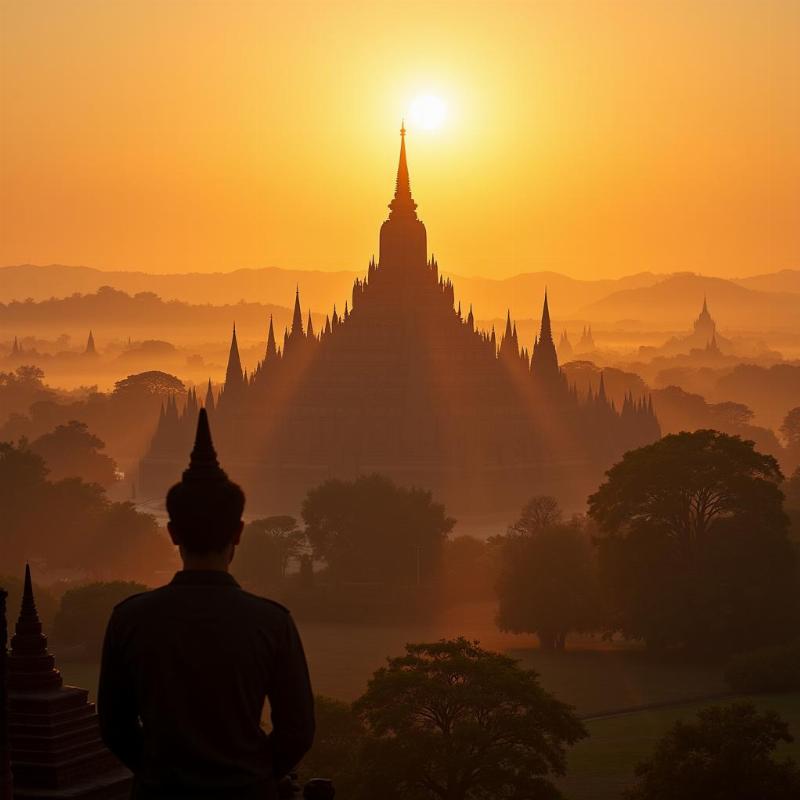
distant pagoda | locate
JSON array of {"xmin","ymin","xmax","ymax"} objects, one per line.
[
  {"xmin": 577, "ymin": 325, "xmax": 595, "ymax": 352},
  {"xmin": 84, "ymin": 330, "xmax": 97, "ymax": 357},
  {"xmin": 141, "ymin": 127, "xmax": 659, "ymax": 513},
  {"xmin": 5, "ymin": 566, "xmax": 131, "ymax": 799},
  {"xmin": 557, "ymin": 329, "xmax": 573, "ymax": 361}
]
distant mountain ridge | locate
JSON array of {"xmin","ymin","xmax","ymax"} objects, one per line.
[
  {"xmin": 1, "ymin": 264, "xmax": 798, "ymax": 328},
  {"xmin": 578, "ymin": 274, "xmax": 800, "ymax": 331}
]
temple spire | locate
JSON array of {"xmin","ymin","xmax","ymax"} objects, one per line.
[
  {"xmin": 540, "ymin": 290, "xmax": 553, "ymax": 344},
  {"xmin": 504, "ymin": 310, "xmax": 513, "ymax": 342},
  {"xmin": 530, "ymin": 290, "xmax": 560, "ymax": 384},
  {"xmin": 8, "ymin": 564, "xmax": 62, "ymax": 692},
  {"xmin": 224, "ymin": 323, "xmax": 244, "ymax": 390},
  {"xmin": 204, "ymin": 378, "xmax": 215, "ymax": 412},
  {"xmin": 266, "ymin": 315, "xmax": 277, "ymax": 359},
  {"xmin": 292, "ymin": 287, "xmax": 304, "ymax": 335},
  {"xmin": 388, "ymin": 122, "xmax": 418, "ymax": 219}
]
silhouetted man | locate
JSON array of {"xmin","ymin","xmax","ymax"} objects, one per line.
[{"xmin": 99, "ymin": 409, "xmax": 315, "ymax": 799}]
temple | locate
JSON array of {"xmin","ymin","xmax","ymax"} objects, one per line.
[
  {"xmin": 141, "ymin": 128, "xmax": 659, "ymax": 513},
  {"xmin": 3, "ymin": 566, "xmax": 131, "ymax": 799}
]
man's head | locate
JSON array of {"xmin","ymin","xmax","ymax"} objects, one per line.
[{"xmin": 166, "ymin": 408, "xmax": 245, "ymax": 567}]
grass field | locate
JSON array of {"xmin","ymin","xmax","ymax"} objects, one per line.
[
  {"xmin": 557, "ymin": 693, "xmax": 800, "ymax": 800},
  {"xmin": 61, "ymin": 600, "xmax": 794, "ymax": 800},
  {"xmin": 59, "ymin": 600, "xmax": 724, "ymax": 713}
]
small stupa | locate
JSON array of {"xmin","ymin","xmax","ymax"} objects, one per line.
[{"xmin": 6, "ymin": 566, "xmax": 131, "ymax": 798}]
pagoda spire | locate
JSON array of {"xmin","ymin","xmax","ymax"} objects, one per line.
[
  {"xmin": 8, "ymin": 565, "xmax": 62, "ymax": 692},
  {"xmin": 265, "ymin": 315, "xmax": 277, "ymax": 359},
  {"xmin": 540, "ymin": 290, "xmax": 553, "ymax": 345},
  {"xmin": 224, "ymin": 323, "xmax": 244, "ymax": 390},
  {"xmin": 530, "ymin": 290, "xmax": 560, "ymax": 383},
  {"xmin": 388, "ymin": 121, "xmax": 418, "ymax": 220},
  {"xmin": 504, "ymin": 310, "xmax": 513, "ymax": 342},
  {"xmin": 85, "ymin": 330, "xmax": 97, "ymax": 356},
  {"xmin": 204, "ymin": 378, "xmax": 215, "ymax": 412},
  {"xmin": 292, "ymin": 287, "xmax": 304, "ymax": 335},
  {"xmin": 306, "ymin": 310, "xmax": 315, "ymax": 338}
]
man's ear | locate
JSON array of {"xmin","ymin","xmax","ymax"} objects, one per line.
[
  {"xmin": 232, "ymin": 520, "xmax": 245, "ymax": 547},
  {"xmin": 167, "ymin": 521, "xmax": 181, "ymax": 546}
]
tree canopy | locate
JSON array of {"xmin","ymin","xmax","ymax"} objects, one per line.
[
  {"xmin": 589, "ymin": 430, "xmax": 797, "ymax": 651},
  {"xmin": 780, "ymin": 407, "xmax": 800, "ymax": 449},
  {"xmin": 354, "ymin": 638, "xmax": 586, "ymax": 800},
  {"xmin": 302, "ymin": 474, "xmax": 454, "ymax": 585},
  {"xmin": 589, "ymin": 429, "xmax": 785, "ymax": 552},
  {"xmin": 0, "ymin": 439, "xmax": 172, "ymax": 581},
  {"xmin": 496, "ymin": 512, "xmax": 599, "ymax": 651},
  {"xmin": 113, "ymin": 370, "xmax": 185, "ymax": 397},
  {"xmin": 626, "ymin": 703, "xmax": 800, "ymax": 800},
  {"xmin": 508, "ymin": 495, "xmax": 562, "ymax": 536},
  {"xmin": 30, "ymin": 420, "xmax": 118, "ymax": 487},
  {"xmin": 233, "ymin": 516, "xmax": 306, "ymax": 591}
]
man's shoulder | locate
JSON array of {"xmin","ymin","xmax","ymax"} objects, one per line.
[
  {"xmin": 110, "ymin": 581, "xmax": 293, "ymax": 622},
  {"xmin": 110, "ymin": 584, "xmax": 171, "ymax": 617}
]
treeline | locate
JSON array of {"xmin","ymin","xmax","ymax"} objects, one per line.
[
  {"xmin": 230, "ymin": 430, "xmax": 800, "ymax": 662},
  {"xmin": 494, "ymin": 430, "xmax": 800, "ymax": 660},
  {"xmin": 0, "ymin": 284, "xmax": 307, "ymax": 339},
  {"xmin": 0, "ymin": 436, "xmax": 175, "ymax": 585},
  {"xmin": 0, "ymin": 366, "xmax": 184, "ymax": 465}
]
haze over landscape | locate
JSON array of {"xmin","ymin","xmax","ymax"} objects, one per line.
[{"xmin": 1, "ymin": 2, "xmax": 800, "ymax": 799}]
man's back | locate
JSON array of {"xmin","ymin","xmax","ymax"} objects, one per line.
[{"xmin": 98, "ymin": 570, "xmax": 315, "ymax": 799}]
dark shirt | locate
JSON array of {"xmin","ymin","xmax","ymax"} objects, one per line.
[{"xmin": 98, "ymin": 570, "xmax": 315, "ymax": 799}]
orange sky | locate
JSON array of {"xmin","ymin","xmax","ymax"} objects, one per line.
[{"xmin": 0, "ymin": 0, "xmax": 797, "ymax": 280}]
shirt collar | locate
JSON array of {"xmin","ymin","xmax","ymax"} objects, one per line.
[{"xmin": 170, "ymin": 570, "xmax": 240, "ymax": 587}]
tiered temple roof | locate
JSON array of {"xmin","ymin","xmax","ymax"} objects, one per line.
[
  {"xmin": 4, "ymin": 567, "xmax": 131, "ymax": 799},
  {"xmin": 141, "ymin": 128, "xmax": 659, "ymax": 513}
]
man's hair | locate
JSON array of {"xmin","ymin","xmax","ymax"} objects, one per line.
[{"xmin": 166, "ymin": 478, "xmax": 245, "ymax": 554}]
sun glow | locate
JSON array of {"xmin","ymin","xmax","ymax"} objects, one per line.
[{"xmin": 408, "ymin": 94, "xmax": 447, "ymax": 132}]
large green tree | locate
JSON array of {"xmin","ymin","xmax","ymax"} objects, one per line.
[
  {"xmin": 233, "ymin": 516, "xmax": 306, "ymax": 591},
  {"xmin": 53, "ymin": 581, "xmax": 148, "ymax": 659},
  {"xmin": 496, "ymin": 518, "xmax": 599, "ymax": 651},
  {"xmin": 30, "ymin": 420, "xmax": 118, "ymax": 487},
  {"xmin": 589, "ymin": 430, "xmax": 797, "ymax": 651},
  {"xmin": 302, "ymin": 474, "xmax": 454, "ymax": 585},
  {"xmin": 112, "ymin": 370, "xmax": 185, "ymax": 398},
  {"xmin": 626, "ymin": 703, "xmax": 800, "ymax": 800},
  {"xmin": 354, "ymin": 638, "xmax": 585, "ymax": 800},
  {"xmin": 0, "ymin": 440, "xmax": 171, "ymax": 581}
]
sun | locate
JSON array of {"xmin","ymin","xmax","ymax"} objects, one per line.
[{"xmin": 408, "ymin": 94, "xmax": 447, "ymax": 132}]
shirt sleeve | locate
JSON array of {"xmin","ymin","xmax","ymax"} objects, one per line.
[
  {"xmin": 97, "ymin": 609, "xmax": 144, "ymax": 773},
  {"xmin": 267, "ymin": 613, "xmax": 316, "ymax": 779}
]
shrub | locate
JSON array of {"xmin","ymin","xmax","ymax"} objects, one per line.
[{"xmin": 52, "ymin": 581, "xmax": 147, "ymax": 660}]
